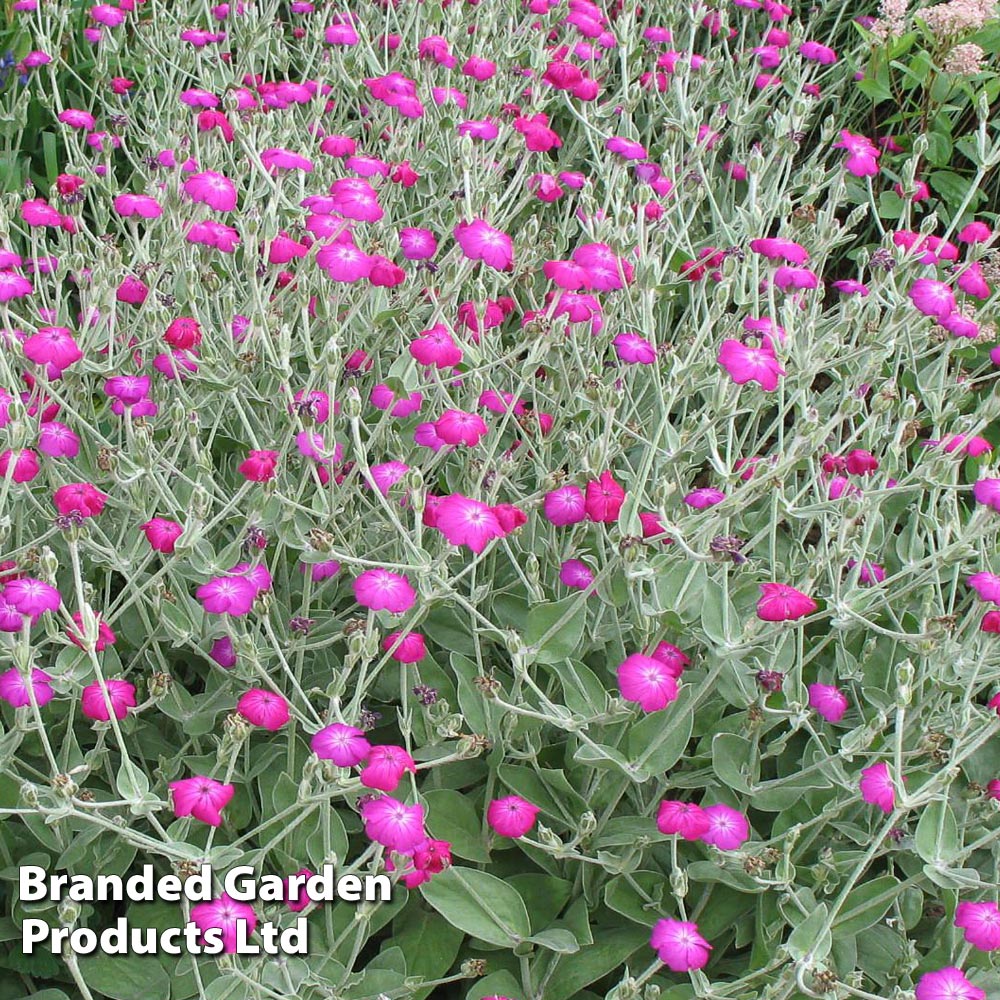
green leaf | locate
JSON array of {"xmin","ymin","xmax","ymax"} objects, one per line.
[
  {"xmin": 116, "ymin": 762, "xmax": 150, "ymax": 802},
  {"xmin": 711, "ymin": 733, "xmax": 754, "ymax": 793},
  {"xmin": 785, "ymin": 903, "xmax": 831, "ymax": 963},
  {"xmin": 75, "ymin": 954, "xmax": 171, "ymax": 1000},
  {"xmin": 914, "ymin": 798, "xmax": 961, "ymax": 864},
  {"xmin": 529, "ymin": 928, "xmax": 580, "ymax": 953},
  {"xmin": 466, "ymin": 971, "xmax": 524, "ymax": 1000},
  {"xmin": 420, "ymin": 866, "xmax": 531, "ymax": 947},
  {"xmin": 832, "ymin": 875, "xmax": 900, "ymax": 936},
  {"xmin": 423, "ymin": 788, "xmax": 491, "ymax": 862},
  {"xmin": 628, "ymin": 683, "xmax": 693, "ymax": 774},
  {"xmin": 391, "ymin": 902, "xmax": 463, "ymax": 1000},
  {"xmin": 545, "ymin": 924, "xmax": 649, "ymax": 1000},
  {"xmin": 525, "ymin": 597, "xmax": 587, "ymax": 664}
]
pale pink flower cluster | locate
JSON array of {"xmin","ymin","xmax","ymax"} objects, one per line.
[
  {"xmin": 869, "ymin": 0, "xmax": 910, "ymax": 40},
  {"xmin": 920, "ymin": 0, "xmax": 996, "ymax": 37},
  {"xmin": 943, "ymin": 41, "xmax": 986, "ymax": 73}
]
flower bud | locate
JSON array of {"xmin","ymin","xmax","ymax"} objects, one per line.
[
  {"xmin": 343, "ymin": 387, "xmax": 362, "ymax": 419},
  {"xmin": 670, "ymin": 867, "xmax": 688, "ymax": 898},
  {"xmin": 58, "ymin": 899, "xmax": 81, "ymax": 926},
  {"xmin": 39, "ymin": 546, "xmax": 59, "ymax": 581}
]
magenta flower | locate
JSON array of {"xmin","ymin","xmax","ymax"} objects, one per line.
[
  {"xmin": 410, "ymin": 325, "xmax": 462, "ymax": 368},
  {"xmin": 140, "ymin": 518, "xmax": 183, "ymax": 554},
  {"xmin": 749, "ymin": 237, "xmax": 809, "ymax": 264},
  {"xmin": 617, "ymin": 654, "xmax": 680, "ymax": 712},
  {"xmin": 718, "ymin": 339, "xmax": 784, "ymax": 390},
  {"xmin": 756, "ymin": 583, "xmax": 817, "ymax": 621},
  {"xmin": 487, "ymin": 796, "xmax": 540, "ymax": 838},
  {"xmin": 859, "ymin": 762, "xmax": 895, "ymax": 813},
  {"xmin": 700, "ymin": 803, "xmax": 750, "ymax": 850},
  {"xmin": 968, "ymin": 572, "xmax": 1000, "ymax": 604},
  {"xmin": 656, "ymin": 800, "xmax": 711, "ymax": 840},
  {"xmin": 606, "ymin": 136, "xmax": 647, "ymax": 160},
  {"xmin": 955, "ymin": 902, "xmax": 1000, "ymax": 951},
  {"xmin": 974, "ymin": 479, "xmax": 1000, "ymax": 512},
  {"xmin": 435, "ymin": 494, "xmax": 503, "ymax": 553},
  {"xmin": 808, "ymin": 683, "xmax": 849, "ymax": 723},
  {"xmin": 0, "ymin": 449, "xmax": 39, "ymax": 483},
  {"xmin": 613, "ymin": 333, "xmax": 656, "ymax": 364},
  {"xmin": 81, "ymin": 679, "xmax": 136, "ymax": 721},
  {"xmin": 190, "ymin": 894, "xmax": 257, "ymax": 954},
  {"xmin": 585, "ymin": 470, "xmax": 626, "ymax": 523},
  {"xmin": 196, "ymin": 575, "xmax": 258, "ymax": 616},
  {"xmin": 0, "ymin": 667, "xmax": 54, "ymax": 708},
  {"xmin": 559, "ymin": 559, "xmax": 595, "ymax": 590},
  {"xmin": 914, "ymin": 967, "xmax": 984, "ymax": 1000},
  {"xmin": 909, "ymin": 279, "xmax": 956, "ymax": 320},
  {"xmin": 684, "ymin": 487, "xmax": 725, "ymax": 510},
  {"xmin": 0, "ymin": 271, "xmax": 32, "ymax": 302},
  {"xmin": 544, "ymin": 485, "xmax": 587, "ymax": 526},
  {"xmin": 354, "ymin": 569, "xmax": 416, "ymax": 614},
  {"xmin": 317, "ymin": 241, "xmax": 374, "ymax": 282},
  {"xmin": 453, "ymin": 219, "xmax": 514, "ymax": 270},
  {"xmin": 183, "ymin": 171, "xmax": 238, "ymax": 211},
  {"xmin": 361, "ymin": 796, "xmax": 426, "ymax": 852},
  {"xmin": 4, "ymin": 578, "xmax": 61, "ymax": 620},
  {"xmin": 833, "ymin": 130, "xmax": 880, "ymax": 177},
  {"xmin": 53, "ymin": 483, "xmax": 107, "ymax": 518},
  {"xmin": 22, "ymin": 326, "xmax": 82, "ymax": 371},
  {"xmin": 237, "ymin": 689, "xmax": 290, "ymax": 731},
  {"xmin": 311, "ymin": 723, "xmax": 371, "ymax": 767},
  {"xmin": 382, "ymin": 631, "xmax": 427, "ymax": 664},
  {"xmin": 398, "ymin": 227, "xmax": 437, "ymax": 261},
  {"xmin": 650, "ymin": 918, "xmax": 712, "ymax": 972},
  {"xmin": 360, "ymin": 745, "xmax": 417, "ymax": 792},
  {"xmin": 169, "ymin": 776, "xmax": 235, "ymax": 826},
  {"xmin": 435, "ymin": 409, "xmax": 488, "ymax": 447}
]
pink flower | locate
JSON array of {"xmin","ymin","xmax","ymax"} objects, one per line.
[
  {"xmin": 317, "ymin": 241, "xmax": 374, "ymax": 282},
  {"xmin": 66, "ymin": 612, "xmax": 116, "ymax": 651},
  {"xmin": 617, "ymin": 654, "xmax": 679, "ymax": 712},
  {"xmin": 0, "ymin": 667, "xmax": 54, "ymax": 708},
  {"xmin": 656, "ymin": 800, "xmax": 711, "ymax": 840},
  {"xmin": 238, "ymin": 450, "xmax": 278, "ymax": 483},
  {"xmin": 4, "ymin": 578, "xmax": 61, "ymax": 620},
  {"xmin": 968, "ymin": 572, "xmax": 1000, "ymax": 604},
  {"xmin": 909, "ymin": 279, "xmax": 956, "ymax": 320},
  {"xmin": 453, "ymin": 219, "xmax": 514, "ymax": 270},
  {"xmin": 140, "ymin": 518, "xmax": 183, "ymax": 554},
  {"xmin": 613, "ymin": 333, "xmax": 656, "ymax": 364},
  {"xmin": 169, "ymin": 776, "xmax": 235, "ymax": 826},
  {"xmin": 311, "ymin": 723, "xmax": 370, "ymax": 767},
  {"xmin": 53, "ymin": 483, "xmax": 107, "ymax": 519},
  {"xmin": 651, "ymin": 642, "xmax": 690, "ymax": 676},
  {"xmin": 914, "ymin": 967, "xmax": 984, "ymax": 1000},
  {"xmin": 399, "ymin": 227, "xmax": 437, "ymax": 261},
  {"xmin": 859, "ymin": 762, "xmax": 895, "ymax": 813},
  {"xmin": 606, "ymin": 136, "xmax": 647, "ymax": 160},
  {"xmin": 0, "ymin": 449, "xmax": 39, "ymax": 483},
  {"xmin": 560, "ymin": 560, "xmax": 594, "ymax": 590},
  {"xmin": 773, "ymin": 266, "xmax": 819, "ymax": 291},
  {"xmin": 650, "ymin": 918, "xmax": 712, "ymax": 972},
  {"xmin": 756, "ymin": 583, "xmax": 817, "ymax": 621},
  {"xmin": 958, "ymin": 222, "xmax": 992, "ymax": 244},
  {"xmin": 183, "ymin": 171, "xmax": 238, "ymax": 211},
  {"xmin": 974, "ymin": 479, "xmax": 1000, "ymax": 512},
  {"xmin": 833, "ymin": 130, "xmax": 880, "ymax": 177},
  {"xmin": 808, "ymin": 683, "xmax": 848, "ymax": 722},
  {"xmin": 749, "ymin": 238, "xmax": 809, "ymax": 264},
  {"xmin": 700, "ymin": 803, "xmax": 749, "ymax": 850},
  {"xmin": 718, "ymin": 339, "xmax": 784, "ymax": 390},
  {"xmin": 237, "ymin": 689, "xmax": 290, "ymax": 730},
  {"xmin": 382, "ymin": 631, "xmax": 427, "ymax": 664},
  {"xmin": 361, "ymin": 796, "xmax": 426, "ymax": 852},
  {"xmin": 487, "ymin": 795, "xmax": 540, "ymax": 838},
  {"xmin": 354, "ymin": 569, "xmax": 416, "ymax": 614},
  {"xmin": 544, "ymin": 485, "xmax": 587, "ymax": 526},
  {"xmin": 435, "ymin": 494, "xmax": 503, "ymax": 553},
  {"xmin": 196, "ymin": 575, "xmax": 258, "ymax": 615},
  {"xmin": 281, "ymin": 869, "xmax": 317, "ymax": 912},
  {"xmin": 81, "ymin": 679, "xmax": 136, "ymax": 721},
  {"xmin": 435, "ymin": 409, "xmax": 488, "ymax": 446},
  {"xmin": 360, "ymin": 745, "xmax": 417, "ymax": 792},
  {"xmin": 585, "ymin": 470, "xmax": 626, "ymax": 523},
  {"xmin": 410, "ymin": 325, "xmax": 462, "ymax": 368},
  {"xmin": 23, "ymin": 326, "xmax": 83, "ymax": 371},
  {"xmin": 684, "ymin": 487, "xmax": 725, "ymax": 510},
  {"xmin": 0, "ymin": 271, "xmax": 32, "ymax": 302},
  {"xmin": 37, "ymin": 422, "xmax": 80, "ymax": 458},
  {"xmin": 955, "ymin": 901, "xmax": 1000, "ymax": 951},
  {"xmin": 190, "ymin": 894, "xmax": 256, "ymax": 954}
]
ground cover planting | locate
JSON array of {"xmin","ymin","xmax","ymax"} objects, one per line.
[{"xmin": 2, "ymin": 1, "xmax": 1000, "ymax": 999}]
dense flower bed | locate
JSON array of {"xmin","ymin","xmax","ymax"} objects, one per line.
[{"xmin": 2, "ymin": 1, "xmax": 1000, "ymax": 999}]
